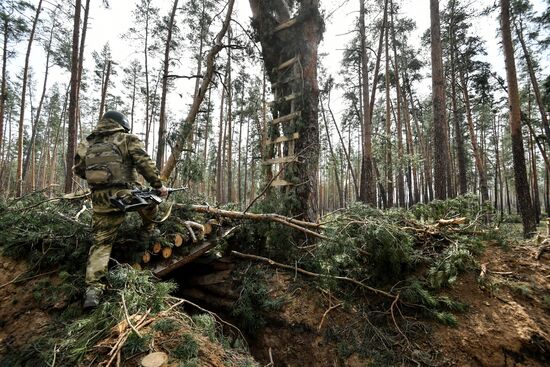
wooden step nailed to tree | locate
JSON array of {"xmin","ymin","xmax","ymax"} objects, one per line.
[
  {"xmin": 271, "ymin": 179, "xmax": 293, "ymax": 187},
  {"xmin": 272, "ymin": 76, "xmax": 296, "ymax": 89},
  {"xmin": 271, "ymin": 111, "xmax": 301, "ymax": 125},
  {"xmin": 266, "ymin": 132, "xmax": 300, "ymax": 145},
  {"xmin": 274, "ymin": 56, "xmax": 299, "ymax": 72},
  {"xmin": 273, "ymin": 17, "xmax": 298, "ymax": 33},
  {"xmin": 262, "ymin": 155, "xmax": 298, "ymax": 165},
  {"xmin": 268, "ymin": 92, "xmax": 301, "ymax": 107}
]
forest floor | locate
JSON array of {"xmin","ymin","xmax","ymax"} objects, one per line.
[{"xmin": 1, "ymin": 236, "xmax": 549, "ymax": 366}]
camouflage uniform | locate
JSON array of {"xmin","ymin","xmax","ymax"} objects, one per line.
[{"xmin": 74, "ymin": 118, "xmax": 163, "ymax": 291}]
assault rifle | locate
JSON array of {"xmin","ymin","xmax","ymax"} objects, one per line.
[{"xmin": 110, "ymin": 187, "xmax": 188, "ymax": 212}]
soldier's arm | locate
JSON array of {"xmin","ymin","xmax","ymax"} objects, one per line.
[
  {"xmin": 126, "ymin": 134, "xmax": 163, "ymax": 189},
  {"xmin": 73, "ymin": 141, "xmax": 88, "ymax": 179}
]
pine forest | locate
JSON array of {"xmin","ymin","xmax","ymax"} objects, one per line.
[{"xmin": 0, "ymin": 0, "xmax": 549, "ymax": 366}]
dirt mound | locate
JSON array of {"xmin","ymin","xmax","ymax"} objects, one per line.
[
  {"xmin": 432, "ymin": 241, "xmax": 550, "ymax": 366},
  {"xmin": 0, "ymin": 257, "xmax": 53, "ymax": 355},
  {"xmin": 246, "ymin": 272, "xmax": 368, "ymax": 366}
]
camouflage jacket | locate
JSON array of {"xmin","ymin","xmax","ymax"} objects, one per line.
[{"xmin": 74, "ymin": 118, "xmax": 162, "ymax": 213}]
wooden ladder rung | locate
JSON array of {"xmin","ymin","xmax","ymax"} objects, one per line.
[
  {"xmin": 266, "ymin": 132, "xmax": 300, "ymax": 145},
  {"xmin": 268, "ymin": 93, "xmax": 301, "ymax": 107},
  {"xmin": 273, "ymin": 17, "xmax": 298, "ymax": 33},
  {"xmin": 271, "ymin": 111, "xmax": 301, "ymax": 125},
  {"xmin": 262, "ymin": 155, "xmax": 298, "ymax": 165},
  {"xmin": 272, "ymin": 77, "xmax": 296, "ymax": 89},
  {"xmin": 274, "ymin": 56, "xmax": 299, "ymax": 72},
  {"xmin": 270, "ymin": 179, "xmax": 293, "ymax": 187}
]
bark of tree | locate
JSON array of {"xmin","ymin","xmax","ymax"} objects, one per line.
[
  {"xmin": 248, "ymin": 0, "xmax": 323, "ymax": 221},
  {"xmin": 448, "ymin": 0, "xmax": 467, "ymax": 195},
  {"xmin": 64, "ymin": 0, "xmax": 81, "ymax": 193},
  {"xmin": 327, "ymin": 98, "xmax": 359, "ymax": 198},
  {"xmin": 500, "ymin": 0, "xmax": 537, "ymax": 238},
  {"xmin": 321, "ymin": 97, "xmax": 344, "ymax": 208},
  {"xmin": 430, "ymin": 0, "xmax": 450, "ymax": 200},
  {"xmin": 515, "ymin": 23, "xmax": 550, "ymax": 151},
  {"xmin": 0, "ymin": 18, "xmax": 9, "ymax": 166},
  {"xmin": 226, "ymin": 29, "xmax": 233, "ymax": 203},
  {"xmin": 23, "ymin": 15, "xmax": 55, "ymax": 186},
  {"xmin": 216, "ymin": 63, "xmax": 228, "ymax": 204},
  {"xmin": 385, "ymin": 20, "xmax": 393, "ymax": 207},
  {"xmin": 390, "ymin": 0, "xmax": 406, "ymax": 206},
  {"xmin": 17, "ymin": 0, "xmax": 42, "ymax": 196},
  {"xmin": 459, "ymin": 71, "xmax": 489, "ymax": 202},
  {"xmin": 358, "ymin": 0, "xmax": 376, "ymax": 205},
  {"xmin": 98, "ymin": 59, "xmax": 111, "ymax": 119},
  {"xmin": 156, "ymin": 0, "xmax": 179, "ymax": 169},
  {"xmin": 143, "ymin": 2, "xmax": 152, "ymax": 151}
]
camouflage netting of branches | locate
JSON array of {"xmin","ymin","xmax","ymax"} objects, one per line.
[{"xmin": 0, "ymin": 192, "xmax": 515, "ymax": 365}]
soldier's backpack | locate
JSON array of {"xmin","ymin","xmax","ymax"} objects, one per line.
[{"xmin": 85, "ymin": 136, "xmax": 126, "ymax": 187}]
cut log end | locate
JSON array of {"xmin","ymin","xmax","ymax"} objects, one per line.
[
  {"xmin": 141, "ymin": 351, "xmax": 168, "ymax": 367},
  {"xmin": 152, "ymin": 242, "xmax": 162, "ymax": 254},
  {"xmin": 142, "ymin": 252, "xmax": 151, "ymax": 264},
  {"xmin": 203, "ymin": 219, "xmax": 219, "ymax": 235},
  {"xmin": 174, "ymin": 233, "xmax": 184, "ymax": 247},
  {"xmin": 162, "ymin": 246, "xmax": 173, "ymax": 259}
]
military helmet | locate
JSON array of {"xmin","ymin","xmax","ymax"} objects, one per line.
[{"xmin": 103, "ymin": 110, "xmax": 130, "ymax": 132}]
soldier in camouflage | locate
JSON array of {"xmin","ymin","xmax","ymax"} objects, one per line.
[{"xmin": 74, "ymin": 110, "xmax": 167, "ymax": 309}]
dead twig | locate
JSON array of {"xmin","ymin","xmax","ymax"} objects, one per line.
[
  {"xmin": 231, "ymin": 251, "xmax": 396, "ymax": 299},
  {"xmin": 317, "ymin": 303, "xmax": 342, "ymax": 331},
  {"xmin": 121, "ymin": 293, "xmax": 141, "ymax": 337},
  {"xmin": 390, "ymin": 294, "xmax": 411, "ymax": 348},
  {"xmin": 0, "ymin": 269, "xmax": 58, "ymax": 289}
]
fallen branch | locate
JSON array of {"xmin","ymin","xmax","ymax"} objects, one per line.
[
  {"xmin": 231, "ymin": 251, "xmax": 396, "ymax": 299},
  {"xmin": 317, "ymin": 303, "xmax": 342, "ymax": 331},
  {"xmin": 186, "ymin": 205, "xmax": 327, "ymax": 240}
]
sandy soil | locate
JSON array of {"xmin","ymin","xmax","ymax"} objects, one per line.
[{"xmin": 432, "ymin": 241, "xmax": 550, "ymax": 366}]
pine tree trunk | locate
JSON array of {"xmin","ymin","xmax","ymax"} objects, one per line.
[
  {"xmin": 226, "ymin": 29, "xmax": 233, "ymax": 203},
  {"xmin": 0, "ymin": 18, "xmax": 9, "ymax": 170},
  {"xmin": 328, "ymin": 99, "xmax": 359, "ymax": 198},
  {"xmin": 156, "ymin": 0, "xmax": 179, "ymax": 169},
  {"xmin": 23, "ymin": 21, "xmax": 53, "ymax": 185},
  {"xmin": 17, "ymin": 0, "xmax": 43, "ymax": 196},
  {"xmin": 98, "ymin": 60, "xmax": 111, "ymax": 120},
  {"xmin": 321, "ymin": 98, "xmax": 343, "ymax": 208},
  {"xmin": 216, "ymin": 64, "xmax": 228, "ymax": 204},
  {"xmin": 515, "ymin": 23, "xmax": 550, "ymax": 151},
  {"xmin": 449, "ymin": 0, "xmax": 467, "ymax": 195},
  {"xmin": 237, "ymin": 81, "xmax": 244, "ymax": 206},
  {"xmin": 143, "ymin": 4, "xmax": 152, "ymax": 151},
  {"xmin": 460, "ymin": 71, "xmax": 489, "ymax": 202},
  {"xmin": 430, "ymin": 0, "xmax": 450, "ymax": 200},
  {"xmin": 64, "ymin": 0, "xmax": 81, "ymax": 193},
  {"xmin": 160, "ymin": 0, "xmax": 235, "ymax": 180},
  {"xmin": 385, "ymin": 24, "xmax": 393, "ymax": 207},
  {"xmin": 500, "ymin": 0, "xmax": 537, "ymax": 237},
  {"xmin": 249, "ymin": 0, "xmax": 323, "ymax": 221},
  {"xmin": 390, "ymin": 1, "xmax": 406, "ymax": 206},
  {"xmin": 358, "ymin": 0, "xmax": 376, "ymax": 205}
]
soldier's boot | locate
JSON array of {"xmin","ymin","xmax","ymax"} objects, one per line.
[{"xmin": 83, "ymin": 287, "xmax": 103, "ymax": 310}]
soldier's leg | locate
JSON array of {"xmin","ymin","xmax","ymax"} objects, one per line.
[{"xmin": 85, "ymin": 211, "xmax": 126, "ymax": 290}]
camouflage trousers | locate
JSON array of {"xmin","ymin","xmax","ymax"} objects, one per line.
[{"xmin": 85, "ymin": 205, "xmax": 157, "ymax": 290}]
